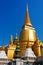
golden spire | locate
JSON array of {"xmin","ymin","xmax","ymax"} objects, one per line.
[
  {"xmin": 24, "ymin": 4, "xmax": 32, "ymax": 26},
  {"xmin": 10, "ymin": 35, "xmax": 13, "ymax": 45}
]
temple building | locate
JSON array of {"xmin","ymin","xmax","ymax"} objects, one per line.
[{"xmin": 0, "ymin": 4, "xmax": 43, "ymax": 65}]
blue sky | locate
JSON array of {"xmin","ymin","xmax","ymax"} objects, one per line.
[{"xmin": 0, "ymin": 0, "xmax": 43, "ymax": 45}]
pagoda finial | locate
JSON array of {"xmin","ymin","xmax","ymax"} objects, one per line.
[
  {"xmin": 26, "ymin": 3, "xmax": 29, "ymax": 18},
  {"xmin": 26, "ymin": 3, "xmax": 28, "ymax": 13},
  {"xmin": 10, "ymin": 35, "xmax": 13, "ymax": 44},
  {"xmin": 15, "ymin": 33, "xmax": 18, "ymax": 39},
  {"xmin": 15, "ymin": 24, "xmax": 19, "ymax": 39},
  {"xmin": 24, "ymin": 3, "xmax": 32, "ymax": 26}
]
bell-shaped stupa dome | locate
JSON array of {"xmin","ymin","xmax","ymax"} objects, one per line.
[
  {"xmin": 24, "ymin": 48, "xmax": 36, "ymax": 57},
  {"xmin": 0, "ymin": 51, "xmax": 7, "ymax": 58}
]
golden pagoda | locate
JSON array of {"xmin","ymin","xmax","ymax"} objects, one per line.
[
  {"xmin": 20, "ymin": 4, "xmax": 37, "ymax": 56},
  {"xmin": 0, "ymin": 4, "xmax": 43, "ymax": 59}
]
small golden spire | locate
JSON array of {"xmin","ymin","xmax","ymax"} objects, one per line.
[
  {"xmin": 10, "ymin": 35, "xmax": 13, "ymax": 45},
  {"xmin": 24, "ymin": 4, "xmax": 32, "ymax": 26}
]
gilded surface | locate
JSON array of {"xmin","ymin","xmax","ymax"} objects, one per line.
[
  {"xmin": 7, "ymin": 44, "xmax": 16, "ymax": 59},
  {"xmin": 0, "ymin": 5, "xmax": 42, "ymax": 59}
]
